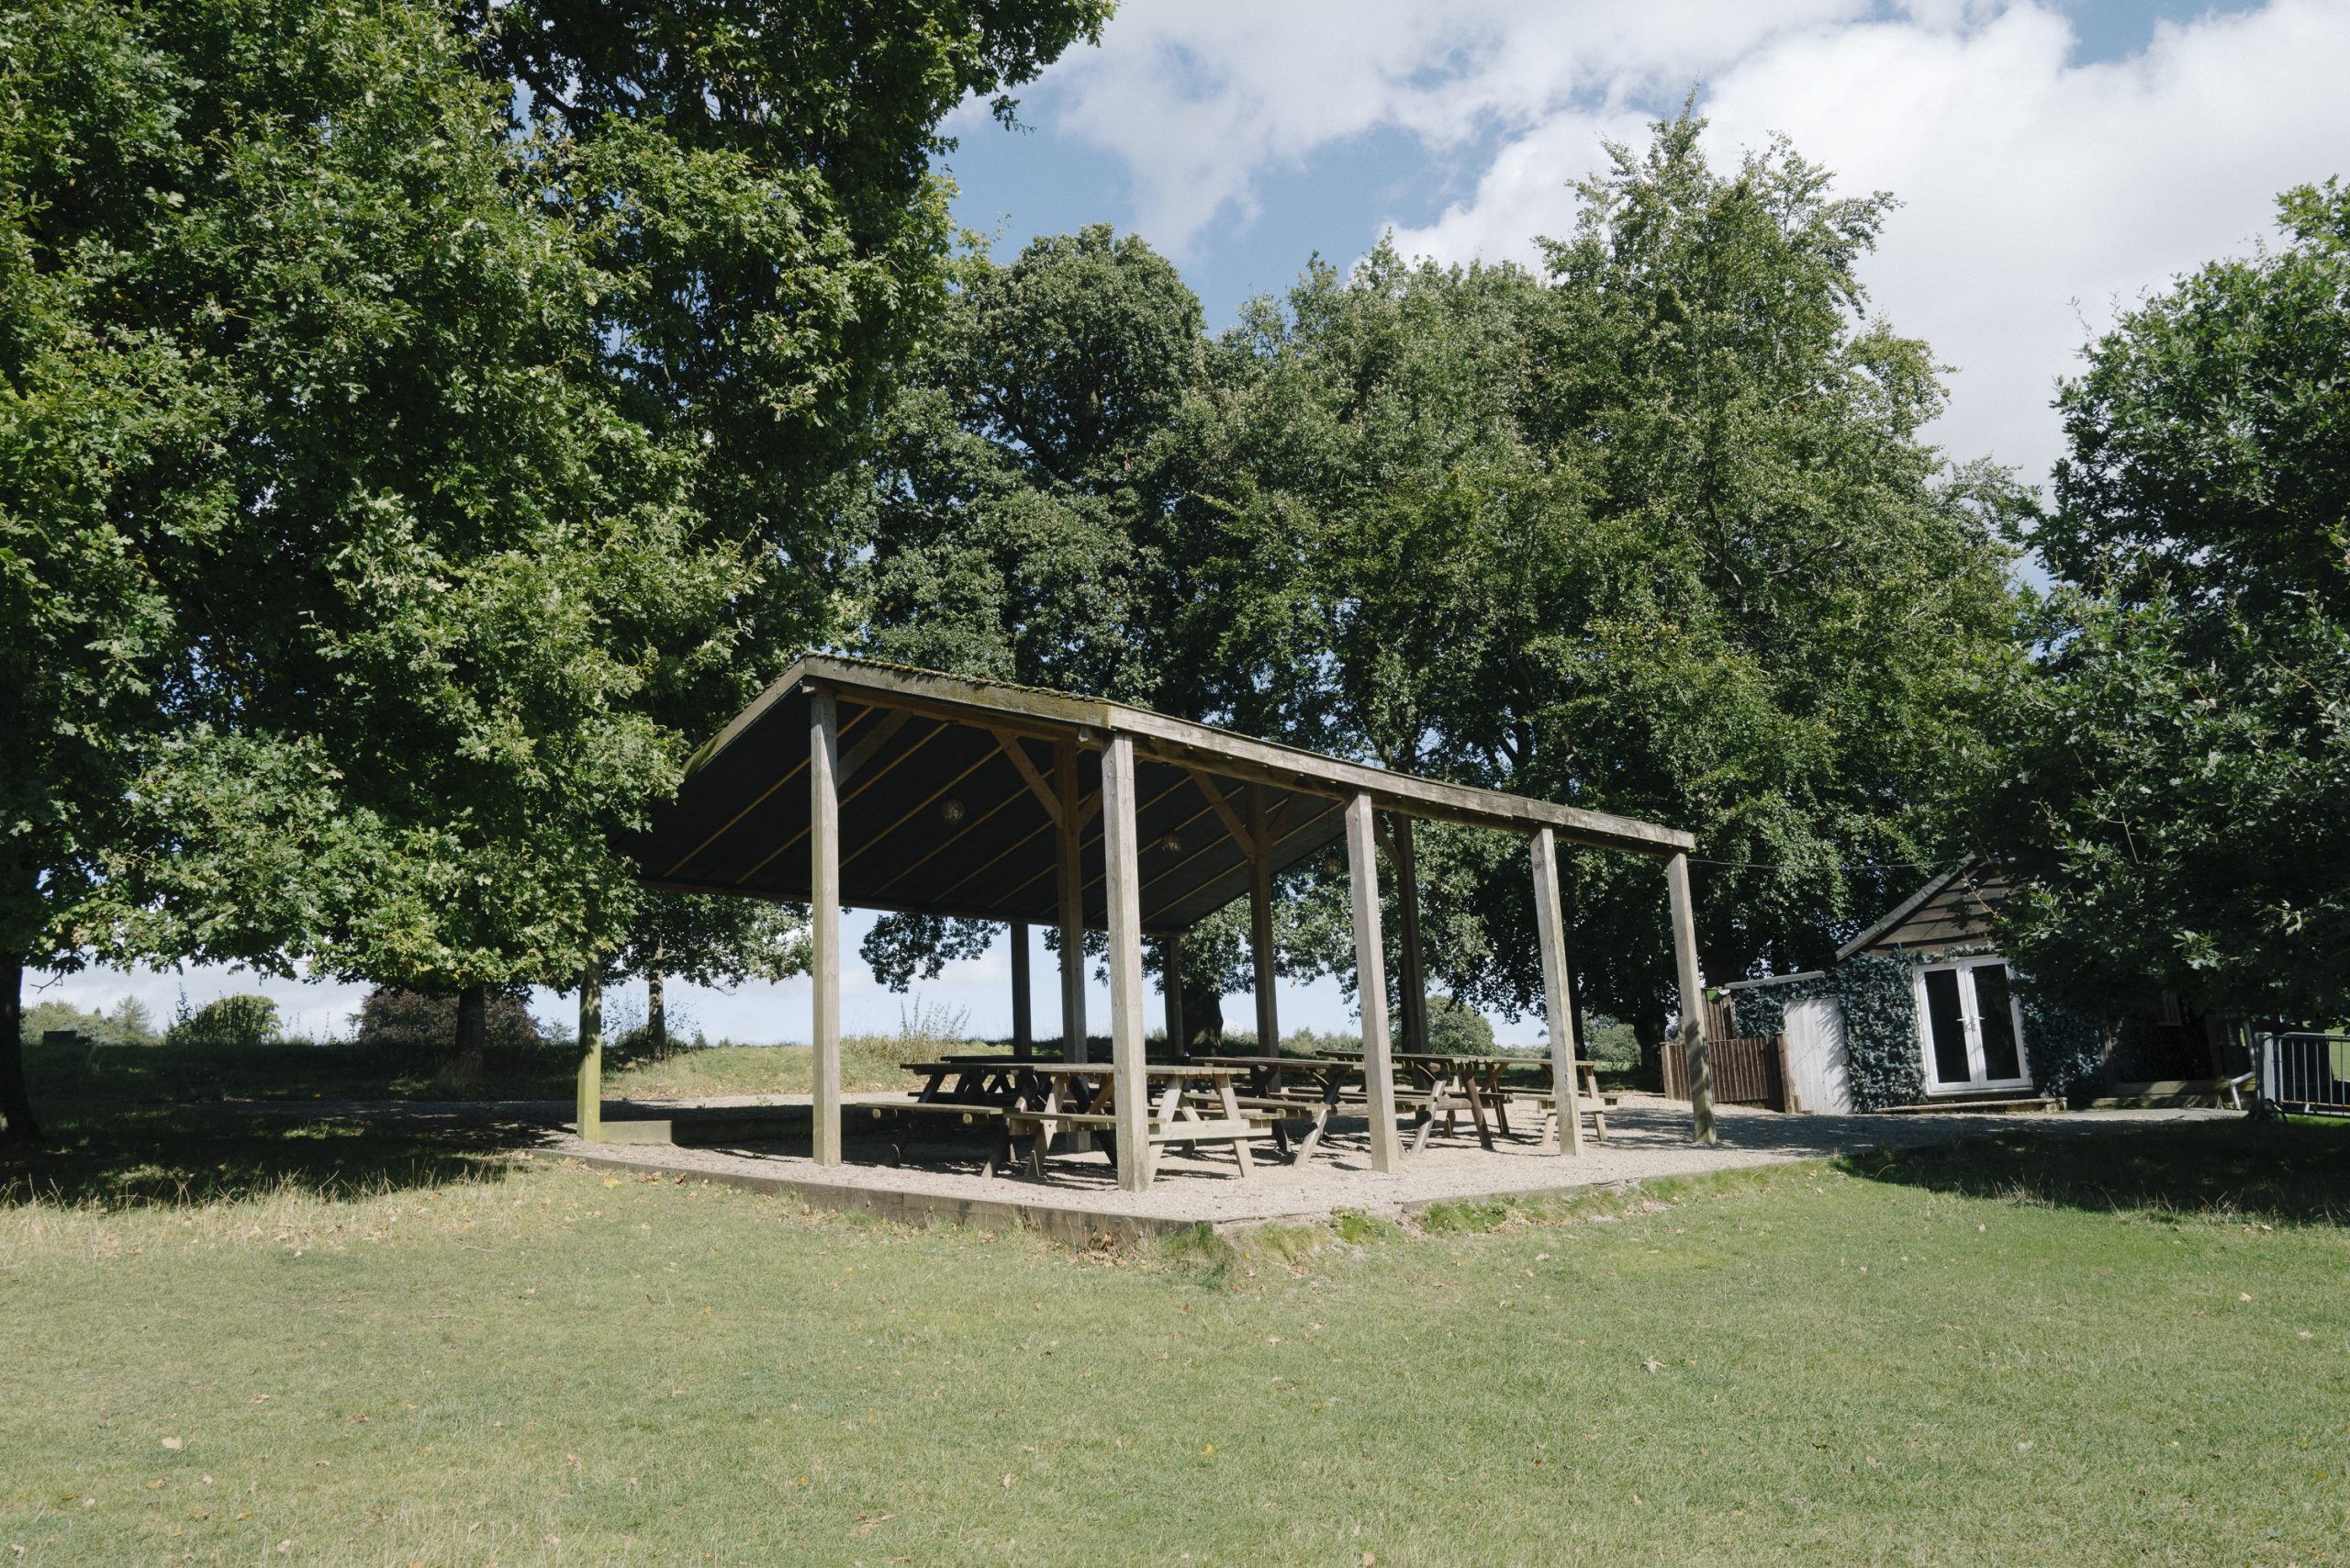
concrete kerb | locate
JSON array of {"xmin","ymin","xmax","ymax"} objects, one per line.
[
  {"xmin": 564, "ymin": 1147, "xmax": 1191, "ymax": 1249},
  {"xmin": 562, "ymin": 1144, "xmax": 1655, "ymax": 1251}
]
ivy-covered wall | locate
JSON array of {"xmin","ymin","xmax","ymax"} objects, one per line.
[
  {"xmin": 1831, "ymin": 953, "xmax": 1925, "ymax": 1110},
  {"xmin": 1732, "ymin": 951, "xmax": 2109, "ymax": 1111},
  {"xmin": 1729, "ymin": 963, "xmax": 1918, "ymax": 1110}
]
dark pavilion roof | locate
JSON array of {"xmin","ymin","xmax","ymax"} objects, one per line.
[{"xmin": 622, "ymin": 655, "xmax": 1695, "ymax": 936}]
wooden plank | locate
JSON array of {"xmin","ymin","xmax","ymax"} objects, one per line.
[
  {"xmin": 1188, "ymin": 768, "xmax": 1254, "ymax": 858},
  {"xmin": 734, "ymin": 717, "xmax": 946, "ymax": 885},
  {"xmin": 678, "ymin": 655, "xmax": 1693, "ymax": 857},
  {"xmin": 810, "ymin": 687, "xmax": 845, "ymax": 1165},
  {"xmin": 838, "ymin": 709, "xmax": 913, "ymax": 785},
  {"xmin": 1348, "ymin": 792, "xmax": 1404, "ymax": 1171},
  {"xmin": 1248, "ymin": 784, "xmax": 1280, "ymax": 1052},
  {"xmin": 1529, "ymin": 827, "xmax": 1584, "ymax": 1157},
  {"xmin": 1666, "ymin": 851, "xmax": 1715, "ymax": 1146},
  {"xmin": 658, "ymin": 700, "xmax": 878, "ymax": 879},
  {"xmin": 1163, "ymin": 932, "xmax": 1185, "ymax": 1058},
  {"xmin": 995, "ymin": 730, "xmax": 1064, "ymax": 827},
  {"xmin": 1393, "ymin": 813, "xmax": 1428, "ymax": 1055},
  {"xmin": 1056, "ymin": 741, "xmax": 1090, "ymax": 1077},
  {"xmin": 1102, "ymin": 734, "xmax": 1151, "ymax": 1192},
  {"xmin": 1011, "ymin": 921, "xmax": 1033, "ymax": 1058}
]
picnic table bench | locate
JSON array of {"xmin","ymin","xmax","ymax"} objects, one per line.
[
  {"xmin": 883, "ymin": 1059, "xmax": 1274, "ymax": 1182},
  {"xmin": 1315, "ymin": 1051, "xmax": 1612, "ymax": 1153},
  {"xmin": 1183, "ymin": 1055, "xmax": 1381, "ymax": 1165}
]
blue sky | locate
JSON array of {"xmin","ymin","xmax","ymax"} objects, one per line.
[
  {"xmin": 41, "ymin": 0, "xmax": 2347, "ymax": 1049},
  {"xmin": 946, "ymin": 1, "xmax": 2267, "ymax": 330}
]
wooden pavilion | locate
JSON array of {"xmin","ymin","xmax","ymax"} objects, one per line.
[{"xmin": 612, "ymin": 655, "xmax": 1718, "ymax": 1191}]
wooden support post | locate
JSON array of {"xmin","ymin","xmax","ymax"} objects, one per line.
[
  {"xmin": 1666, "ymin": 850, "xmax": 1716, "ymax": 1146},
  {"xmin": 810, "ymin": 686, "xmax": 844, "ymax": 1166},
  {"xmin": 1010, "ymin": 921, "xmax": 1033, "ymax": 1058},
  {"xmin": 1392, "ymin": 813, "xmax": 1428, "ymax": 1054},
  {"xmin": 1102, "ymin": 734, "xmax": 1150, "ymax": 1191},
  {"xmin": 1056, "ymin": 742, "xmax": 1088, "ymax": 1064},
  {"xmin": 1347, "ymin": 792, "xmax": 1404, "ymax": 1171},
  {"xmin": 576, "ymin": 966, "xmax": 603, "ymax": 1143},
  {"xmin": 1247, "ymin": 783, "xmax": 1279, "ymax": 1052},
  {"xmin": 1163, "ymin": 932, "xmax": 1186, "ymax": 1059},
  {"xmin": 1530, "ymin": 828, "xmax": 1583, "ymax": 1157}
]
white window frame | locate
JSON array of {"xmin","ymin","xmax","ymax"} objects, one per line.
[{"xmin": 1912, "ymin": 957, "xmax": 2033, "ymax": 1094}]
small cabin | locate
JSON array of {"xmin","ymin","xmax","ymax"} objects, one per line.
[{"xmin": 1724, "ymin": 858, "xmax": 2246, "ymax": 1114}]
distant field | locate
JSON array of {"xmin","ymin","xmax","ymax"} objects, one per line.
[
  {"xmin": 20, "ymin": 1030, "xmax": 1650, "ymax": 1112},
  {"xmin": 3, "ymin": 1117, "xmax": 2345, "ymax": 1564}
]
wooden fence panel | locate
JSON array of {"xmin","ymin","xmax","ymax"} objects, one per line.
[{"xmin": 1662, "ymin": 997, "xmax": 1790, "ymax": 1110}]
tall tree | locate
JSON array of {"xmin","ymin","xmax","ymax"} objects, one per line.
[
  {"xmin": 1985, "ymin": 180, "xmax": 2350, "ymax": 1023},
  {"xmin": 1188, "ymin": 113, "xmax": 2026, "ymax": 1055},
  {"xmin": 853, "ymin": 224, "xmax": 1215, "ymax": 994},
  {"xmin": 0, "ymin": 0, "xmax": 232, "ymax": 1137},
  {"xmin": 0, "ymin": 0, "xmax": 1109, "ymax": 1127}
]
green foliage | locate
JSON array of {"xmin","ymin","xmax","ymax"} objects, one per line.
[
  {"xmin": 1987, "ymin": 181, "xmax": 2350, "ymax": 1023},
  {"xmin": 0, "ymin": 0, "xmax": 1106, "ymax": 1135},
  {"xmin": 165, "ymin": 995, "xmax": 281, "ymax": 1052},
  {"xmin": 1831, "ymin": 954, "xmax": 1923, "ymax": 1110},
  {"xmin": 1581, "ymin": 1013, "xmax": 1643, "ymax": 1068},
  {"xmin": 1184, "ymin": 109, "xmax": 2025, "ymax": 1038},
  {"xmin": 2020, "ymin": 991, "xmax": 2105, "ymax": 1104},
  {"xmin": 351, "ymin": 987, "xmax": 552, "ymax": 1065},
  {"xmin": 20, "ymin": 997, "xmax": 158, "ymax": 1049},
  {"xmin": 1419, "ymin": 993, "xmax": 1496, "ymax": 1055}
]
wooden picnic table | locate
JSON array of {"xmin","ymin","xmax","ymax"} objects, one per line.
[
  {"xmin": 890, "ymin": 1059, "xmax": 1271, "ymax": 1181},
  {"xmin": 1315, "ymin": 1051, "xmax": 1610, "ymax": 1152},
  {"xmin": 1184, "ymin": 1055, "xmax": 1369, "ymax": 1165}
]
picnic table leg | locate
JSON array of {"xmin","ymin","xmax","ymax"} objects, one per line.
[
  {"xmin": 1489, "ymin": 1068, "xmax": 1516, "ymax": 1139},
  {"xmin": 1292, "ymin": 1078, "xmax": 1341, "ymax": 1164},
  {"xmin": 1216, "ymin": 1079, "xmax": 1256, "ymax": 1177},
  {"xmin": 1464, "ymin": 1077, "xmax": 1495, "ymax": 1153},
  {"xmin": 1146, "ymin": 1079, "xmax": 1183, "ymax": 1183}
]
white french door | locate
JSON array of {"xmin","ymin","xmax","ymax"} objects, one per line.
[{"xmin": 1913, "ymin": 958, "xmax": 2032, "ymax": 1093}]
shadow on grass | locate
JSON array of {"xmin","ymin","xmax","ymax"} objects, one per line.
[
  {"xmin": 0, "ymin": 1104, "xmax": 560, "ymax": 1209},
  {"xmin": 1840, "ymin": 1116, "xmax": 2350, "ymax": 1226}
]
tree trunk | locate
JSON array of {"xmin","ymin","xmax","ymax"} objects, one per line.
[
  {"xmin": 452, "ymin": 983, "xmax": 487, "ymax": 1086},
  {"xmin": 0, "ymin": 954, "xmax": 39, "ymax": 1143},
  {"xmin": 1181, "ymin": 981, "xmax": 1225, "ymax": 1052},
  {"xmin": 647, "ymin": 960, "xmax": 667, "ymax": 1059},
  {"xmin": 1633, "ymin": 1006, "xmax": 1669, "ymax": 1092}
]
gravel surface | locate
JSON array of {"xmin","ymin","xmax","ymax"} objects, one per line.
[{"xmin": 543, "ymin": 1094, "xmax": 2233, "ymax": 1226}]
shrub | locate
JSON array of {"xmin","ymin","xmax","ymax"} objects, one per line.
[
  {"xmin": 1582, "ymin": 1014, "xmax": 1642, "ymax": 1068},
  {"xmin": 166, "ymin": 994, "xmax": 281, "ymax": 1050},
  {"xmin": 351, "ymin": 987, "xmax": 553, "ymax": 1064},
  {"xmin": 1423, "ymin": 994, "xmax": 1496, "ymax": 1055},
  {"xmin": 23, "ymin": 997, "xmax": 161, "ymax": 1048}
]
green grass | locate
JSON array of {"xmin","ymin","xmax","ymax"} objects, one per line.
[
  {"xmin": 17, "ymin": 1030, "xmax": 1017, "ymax": 1111},
  {"xmin": 4, "ymin": 1116, "xmax": 2348, "ymax": 1564}
]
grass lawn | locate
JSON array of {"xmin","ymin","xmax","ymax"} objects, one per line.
[
  {"xmin": 17, "ymin": 1031, "xmax": 1005, "ymax": 1110},
  {"xmin": 3, "ymin": 1117, "xmax": 2347, "ymax": 1565}
]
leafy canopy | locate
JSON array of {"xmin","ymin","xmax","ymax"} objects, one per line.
[{"xmin": 1986, "ymin": 180, "xmax": 2350, "ymax": 1023}]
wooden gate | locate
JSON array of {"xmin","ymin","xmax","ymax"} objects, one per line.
[{"xmin": 1661, "ymin": 995, "xmax": 1791, "ymax": 1110}]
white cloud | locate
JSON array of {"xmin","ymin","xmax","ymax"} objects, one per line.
[{"xmin": 1022, "ymin": 0, "xmax": 2350, "ymax": 487}]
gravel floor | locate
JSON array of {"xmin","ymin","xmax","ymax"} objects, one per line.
[{"xmin": 544, "ymin": 1093, "xmax": 2233, "ymax": 1226}]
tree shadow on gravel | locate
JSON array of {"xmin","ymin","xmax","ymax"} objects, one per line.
[
  {"xmin": 1840, "ymin": 1116, "xmax": 2350, "ymax": 1227},
  {"xmin": 0, "ymin": 1105, "xmax": 562, "ymax": 1209}
]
